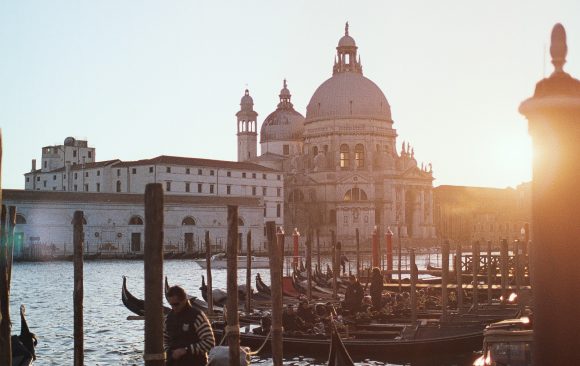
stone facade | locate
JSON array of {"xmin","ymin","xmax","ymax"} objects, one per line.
[{"xmin": 3, "ymin": 189, "xmax": 266, "ymax": 258}]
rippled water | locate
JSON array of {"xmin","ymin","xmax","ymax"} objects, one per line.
[{"xmin": 9, "ymin": 257, "xmax": 475, "ymax": 365}]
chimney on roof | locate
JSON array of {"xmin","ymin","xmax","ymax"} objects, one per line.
[{"xmin": 32, "ymin": 159, "xmax": 36, "ymax": 172}]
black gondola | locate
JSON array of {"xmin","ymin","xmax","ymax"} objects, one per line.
[
  {"xmin": 255, "ymin": 273, "xmax": 271, "ymax": 296},
  {"xmin": 122, "ymin": 276, "xmax": 170, "ymax": 316},
  {"xmin": 12, "ymin": 305, "xmax": 37, "ymax": 366},
  {"xmin": 327, "ymin": 323, "xmax": 354, "ymax": 366}
]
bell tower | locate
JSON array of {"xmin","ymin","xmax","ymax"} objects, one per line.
[{"xmin": 236, "ymin": 89, "xmax": 258, "ymax": 162}]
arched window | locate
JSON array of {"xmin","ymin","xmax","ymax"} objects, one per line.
[
  {"xmin": 343, "ymin": 188, "xmax": 368, "ymax": 201},
  {"xmin": 129, "ymin": 216, "xmax": 143, "ymax": 225},
  {"xmin": 116, "ymin": 180, "xmax": 122, "ymax": 192},
  {"xmin": 238, "ymin": 217, "xmax": 245, "ymax": 226},
  {"xmin": 15, "ymin": 214, "xmax": 27, "ymax": 225},
  {"xmin": 288, "ymin": 189, "xmax": 304, "ymax": 202},
  {"xmin": 329, "ymin": 209, "xmax": 337, "ymax": 224},
  {"xmin": 355, "ymin": 144, "xmax": 365, "ymax": 168},
  {"xmin": 182, "ymin": 217, "xmax": 196, "ymax": 226},
  {"xmin": 340, "ymin": 144, "xmax": 350, "ymax": 168},
  {"xmin": 313, "ymin": 146, "xmax": 318, "ymax": 156}
]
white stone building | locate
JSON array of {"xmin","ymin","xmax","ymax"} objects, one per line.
[{"xmin": 238, "ymin": 24, "xmax": 437, "ymax": 246}]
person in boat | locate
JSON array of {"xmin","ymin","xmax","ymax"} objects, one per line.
[
  {"xmin": 164, "ymin": 285, "xmax": 215, "ymax": 366},
  {"xmin": 282, "ymin": 304, "xmax": 308, "ymax": 334},
  {"xmin": 297, "ymin": 299, "xmax": 319, "ymax": 326},
  {"xmin": 360, "ymin": 295, "xmax": 373, "ymax": 313},
  {"xmin": 344, "ymin": 274, "xmax": 364, "ymax": 314},
  {"xmin": 369, "ymin": 267, "xmax": 384, "ymax": 311},
  {"xmin": 340, "ymin": 253, "xmax": 349, "ymax": 275}
]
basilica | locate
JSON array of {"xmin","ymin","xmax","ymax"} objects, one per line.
[{"xmin": 238, "ymin": 24, "xmax": 436, "ymax": 245}]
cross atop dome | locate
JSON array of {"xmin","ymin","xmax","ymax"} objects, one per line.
[
  {"xmin": 334, "ymin": 23, "xmax": 362, "ymax": 75},
  {"xmin": 551, "ymin": 23, "xmax": 567, "ymax": 74}
]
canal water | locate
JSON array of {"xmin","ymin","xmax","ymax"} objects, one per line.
[{"xmin": 9, "ymin": 258, "xmax": 476, "ymax": 365}]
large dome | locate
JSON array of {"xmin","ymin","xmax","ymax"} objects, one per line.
[{"xmin": 305, "ymin": 72, "xmax": 392, "ymax": 122}]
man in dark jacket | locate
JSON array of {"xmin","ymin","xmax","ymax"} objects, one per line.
[
  {"xmin": 164, "ymin": 285, "xmax": 215, "ymax": 365},
  {"xmin": 344, "ymin": 274, "xmax": 364, "ymax": 313}
]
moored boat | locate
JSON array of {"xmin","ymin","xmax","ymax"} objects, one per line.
[{"xmin": 194, "ymin": 253, "xmax": 270, "ymax": 269}]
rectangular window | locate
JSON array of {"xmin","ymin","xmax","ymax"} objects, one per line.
[
  {"xmin": 250, "ymin": 173, "xmax": 255, "ymax": 179},
  {"xmin": 97, "ymin": 170, "xmax": 101, "ymax": 176},
  {"xmin": 264, "ymin": 226, "xmax": 267, "ymax": 237},
  {"xmin": 52, "ymin": 187, "xmax": 56, "ymax": 191},
  {"xmin": 84, "ymin": 184, "xmax": 89, "ymax": 192},
  {"xmin": 36, "ymin": 176, "xmax": 40, "ymax": 182},
  {"xmin": 227, "ymin": 171, "xmax": 231, "ymax": 177},
  {"xmin": 242, "ymin": 172, "xmax": 246, "ymax": 178},
  {"xmin": 277, "ymin": 175, "xmax": 281, "ymax": 180},
  {"xmin": 73, "ymin": 150, "xmax": 77, "ymax": 157},
  {"xmin": 88, "ymin": 151, "xmax": 92, "ymax": 158},
  {"xmin": 226, "ymin": 185, "xmax": 231, "ymax": 194},
  {"xmin": 263, "ymin": 174, "xmax": 267, "ymax": 179},
  {"xmin": 96, "ymin": 183, "xmax": 100, "ymax": 192},
  {"xmin": 262, "ymin": 187, "xmax": 267, "ymax": 196},
  {"xmin": 85, "ymin": 172, "xmax": 89, "ymax": 177},
  {"xmin": 43, "ymin": 180, "xmax": 47, "ymax": 187},
  {"xmin": 166, "ymin": 181, "xmax": 171, "ymax": 191},
  {"xmin": 283, "ymin": 144, "xmax": 290, "ymax": 155},
  {"xmin": 117, "ymin": 169, "xmax": 121, "ymax": 176},
  {"xmin": 186, "ymin": 168, "xmax": 190, "ymax": 174},
  {"xmin": 276, "ymin": 204, "xmax": 281, "ymax": 218},
  {"xmin": 210, "ymin": 170, "xmax": 215, "ymax": 176},
  {"xmin": 44, "ymin": 161, "xmax": 47, "ymax": 168},
  {"xmin": 185, "ymin": 182, "xmax": 190, "ymax": 192},
  {"xmin": 252, "ymin": 186, "xmax": 256, "ymax": 196},
  {"xmin": 210, "ymin": 184, "xmax": 214, "ymax": 194},
  {"xmin": 132, "ymin": 168, "xmax": 137, "ymax": 174},
  {"xmin": 74, "ymin": 184, "xmax": 78, "ymax": 191},
  {"xmin": 198, "ymin": 169, "xmax": 202, "ymax": 175},
  {"xmin": 198, "ymin": 183, "xmax": 202, "ymax": 193},
  {"xmin": 26, "ymin": 177, "xmax": 29, "ymax": 183},
  {"xmin": 74, "ymin": 173, "xmax": 78, "ymax": 179},
  {"xmin": 166, "ymin": 167, "xmax": 171, "ymax": 173},
  {"xmin": 263, "ymin": 206, "xmax": 267, "ymax": 217},
  {"xmin": 149, "ymin": 167, "xmax": 154, "ymax": 173},
  {"xmin": 53, "ymin": 175, "xmax": 57, "ymax": 180},
  {"xmin": 277, "ymin": 188, "xmax": 281, "ymax": 197}
]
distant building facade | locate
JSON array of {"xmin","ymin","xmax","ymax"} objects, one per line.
[
  {"xmin": 433, "ymin": 183, "xmax": 531, "ymax": 244},
  {"xmin": 237, "ymin": 24, "xmax": 436, "ymax": 246}
]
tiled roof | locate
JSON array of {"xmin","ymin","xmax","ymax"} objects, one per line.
[
  {"xmin": 112, "ymin": 155, "xmax": 278, "ymax": 172},
  {"xmin": 3, "ymin": 189, "xmax": 261, "ymax": 207},
  {"xmin": 24, "ymin": 160, "xmax": 121, "ymax": 174}
]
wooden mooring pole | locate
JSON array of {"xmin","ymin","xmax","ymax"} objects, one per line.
[
  {"xmin": 441, "ymin": 241, "xmax": 449, "ymax": 319},
  {"xmin": 226, "ymin": 206, "xmax": 240, "ymax": 366},
  {"xmin": 267, "ymin": 222, "xmax": 283, "ymax": 366},
  {"xmin": 500, "ymin": 239, "xmax": 508, "ymax": 300},
  {"xmin": 487, "ymin": 241, "xmax": 493, "ymax": 305},
  {"xmin": 355, "ymin": 228, "xmax": 360, "ymax": 278},
  {"xmin": 455, "ymin": 244, "xmax": 463, "ymax": 313},
  {"xmin": 143, "ymin": 184, "xmax": 164, "ymax": 366},
  {"xmin": 306, "ymin": 230, "xmax": 312, "ymax": 301},
  {"xmin": 316, "ymin": 229, "xmax": 321, "ymax": 271},
  {"xmin": 331, "ymin": 230, "xmax": 338, "ymax": 299},
  {"xmin": 73, "ymin": 210, "xmax": 84, "ymax": 366},
  {"xmin": 6, "ymin": 207, "xmax": 15, "ymax": 288},
  {"xmin": 205, "ymin": 231, "xmax": 213, "ymax": 316},
  {"xmin": 0, "ymin": 205, "xmax": 11, "ymax": 365},
  {"xmin": 245, "ymin": 230, "xmax": 252, "ymax": 314},
  {"xmin": 472, "ymin": 241, "xmax": 480, "ymax": 310},
  {"xmin": 410, "ymin": 249, "xmax": 417, "ymax": 324}
]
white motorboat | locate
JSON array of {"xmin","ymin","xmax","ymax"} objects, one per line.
[{"xmin": 194, "ymin": 253, "xmax": 271, "ymax": 269}]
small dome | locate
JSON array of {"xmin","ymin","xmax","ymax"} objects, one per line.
[
  {"xmin": 338, "ymin": 34, "xmax": 356, "ymax": 48},
  {"xmin": 306, "ymin": 72, "xmax": 391, "ymax": 122},
  {"xmin": 64, "ymin": 137, "xmax": 76, "ymax": 146},
  {"xmin": 240, "ymin": 89, "xmax": 254, "ymax": 111},
  {"xmin": 260, "ymin": 80, "xmax": 304, "ymax": 143}
]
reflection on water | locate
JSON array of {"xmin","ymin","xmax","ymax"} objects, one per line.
[{"xmin": 10, "ymin": 259, "xmax": 473, "ymax": 365}]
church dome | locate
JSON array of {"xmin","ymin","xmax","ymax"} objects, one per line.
[
  {"xmin": 240, "ymin": 89, "xmax": 254, "ymax": 111},
  {"xmin": 260, "ymin": 80, "xmax": 305, "ymax": 143},
  {"xmin": 305, "ymin": 72, "xmax": 391, "ymax": 122},
  {"xmin": 338, "ymin": 34, "xmax": 356, "ymax": 48}
]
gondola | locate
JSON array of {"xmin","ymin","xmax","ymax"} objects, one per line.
[
  {"xmin": 255, "ymin": 273, "xmax": 271, "ymax": 296},
  {"xmin": 213, "ymin": 321, "xmax": 485, "ymax": 362},
  {"xmin": 12, "ymin": 305, "xmax": 37, "ymax": 366},
  {"xmin": 327, "ymin": 323, "xmax": 354, "ymax": 366},
  {"xmin": 122, "ymin": 276, "xmax": 171, "ymax": 316}
]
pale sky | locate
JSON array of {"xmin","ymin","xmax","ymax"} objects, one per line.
[{"xmin": 1, "ymin": 1, "xmax": 579, "ymax": 190}]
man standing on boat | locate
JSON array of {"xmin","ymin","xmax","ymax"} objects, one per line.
[
  {"xmin": 344, "ymin": 275, "xmax": 364, "ymax": 314},
  {"xmin": 164, "ymin": 285, "xmax": 215, "ymax": 365}
]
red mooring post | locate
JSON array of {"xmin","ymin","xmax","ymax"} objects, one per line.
[
  {"xmin": 371, "ymin": 226, "xmax": 379, "ymax": 268},
  {"xmin": 143, "ymin": 184, "xmax": 164, "ymax": 366},
  {"xmin": 385, "ymin": 227, "xmax": 393, "ymax": 281},
  {"xmin": 292, "ymin": 228, "xmax": 300, "ymax": 269}
]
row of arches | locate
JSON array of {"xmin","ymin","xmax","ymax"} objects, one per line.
[
  {"xmin": 16, "ymin": 215, "xmax": 246, "ymax": 227},
  {"xmin": 287, "ymin": 188, "xmax": 369, "ymax": 203},
  {"xmin": 340, "ymin": 144, "xmax": 365, "ymax": 169}
]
